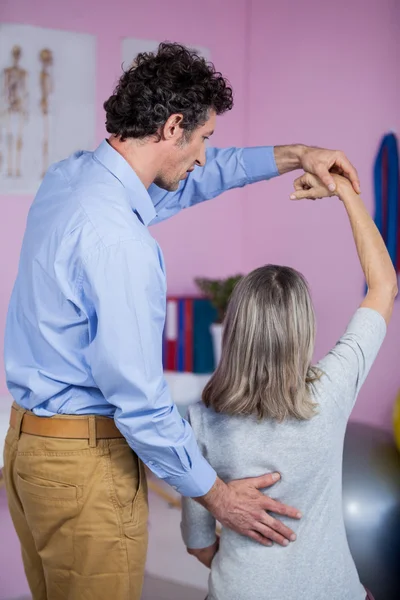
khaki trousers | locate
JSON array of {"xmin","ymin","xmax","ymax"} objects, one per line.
[{"xmin": 3, "ymin": 404, "xmax": 148, "ymax": 600}]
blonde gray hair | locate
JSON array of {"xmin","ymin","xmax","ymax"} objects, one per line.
[{"xmin": 202, "ymin": 265, "xmax": 321, "ymax": 421}]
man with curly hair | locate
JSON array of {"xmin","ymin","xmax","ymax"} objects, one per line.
[{"xmin": 3, "ymin": 42, "xmax": 360, "ymax": 599}]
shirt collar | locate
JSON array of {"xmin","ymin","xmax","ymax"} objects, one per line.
[{"xmin": 93, "ymin": 140, "xmax": 157, "ymax": 226}]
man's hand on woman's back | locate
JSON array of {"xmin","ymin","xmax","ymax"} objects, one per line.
[{"xmin": 197, "ymin": 473, "xmax": 301, "ymax": 547}]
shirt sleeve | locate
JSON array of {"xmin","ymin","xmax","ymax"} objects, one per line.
[
  {"xmin": 148, "ymin": 146, "xmax": 278, "ymax": 225},
  {"xmin": 317, "ymin": 307, "xmax": 387, "ymax": 417},
  {"xmin": 81, "ymin": 238, "xmax": 217, "ymax": 497},
  {"xmin": 181, "ymin": 404, "xmax": 217, "ymax": 549}
]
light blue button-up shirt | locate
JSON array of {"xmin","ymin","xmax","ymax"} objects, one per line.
[{"xmin": 4, "ymin": 140, "xmax": 278, "ymax": 497}]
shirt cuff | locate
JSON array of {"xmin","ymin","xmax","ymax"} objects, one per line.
[
  {"xmin": 242, "ymin": 146, "xmax": 279, "ymax": 182},
  {"xmin": 166, "ymin": 454, "xmax": 217, "ymax": 498}
]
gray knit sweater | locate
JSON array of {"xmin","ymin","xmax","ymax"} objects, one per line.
[{"xmin": 181, "ymin": 308, "xmax": 386, "ymax": 600}]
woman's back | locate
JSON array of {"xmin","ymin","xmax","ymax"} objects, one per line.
[{"xmin": 182, "ymin": 308, "xmax": 386, "ymax": 600}]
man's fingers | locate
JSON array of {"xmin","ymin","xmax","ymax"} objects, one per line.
[
  {"xmin": 246, "ymin": 510, "xmax": 299, "ymax": 546},
  {"xmin": 260, "ymin": 512, "xmax": 297, "ymax": 542},
  {"xmin": 254, "ymin": 523, "xmax": 289, "ymax": 546},
  {"xmin": 253, "ymin": 517, "xmax": 297, "ymax": 546},
  {"xmin": 330, "ymin": 165, "xmax": 344, "ymax": 176},
  {"xmin": 247, "ymin": 472, "xmax": 281, "ymax": 489},
  {"xmin": 302, "ymin": 147, "xmax": 360, "ymax": 193},
  {"xmin": 261, "ymin": 496, "xmax": 302, "ymax": 520},
  {"xmin": 315, "ymin": 165, "xmax": 336, "ymax": 192},
  {"xmin": 247, "ymin": 530, "xmax": 273, "ymax": 547},
  {"xmin": 335, "ymin": 154, "xmax": 360, "ymax": 193}
]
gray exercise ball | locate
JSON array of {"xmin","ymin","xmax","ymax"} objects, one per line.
[{"xmin": 343, "ymin": 422, "xmax": 400, "ymax": 600}]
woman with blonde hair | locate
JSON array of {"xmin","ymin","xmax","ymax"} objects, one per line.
[{"xmin": 181, "ymin": 172, "xmax": 397, "ymax": 600}]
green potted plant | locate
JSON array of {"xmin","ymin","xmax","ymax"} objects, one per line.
[{"xmin": 195, "ymin": 274, "xmax": 243, "ymax": 365}]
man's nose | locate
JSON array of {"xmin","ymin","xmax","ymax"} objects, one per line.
[{"xmin": 196, "ymin": 145, "xmax": 207, "ymax": 168}]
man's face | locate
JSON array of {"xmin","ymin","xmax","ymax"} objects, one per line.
[{"xmin": 154, "ymin": 110, "xmax": 216, "ymax": 191}]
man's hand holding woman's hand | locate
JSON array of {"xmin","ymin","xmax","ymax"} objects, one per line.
[
  {"xmin": 298, "ymin": 146, "xmax": 360, "ymax": 195},
  {"xmin": 274, "ymin": 144, "xmax": 360, "ymax": 196}
]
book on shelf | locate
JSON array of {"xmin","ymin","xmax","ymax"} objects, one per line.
[{"xmin": 163, "ymin": 296, "xmax": 217, "ymax": 374}]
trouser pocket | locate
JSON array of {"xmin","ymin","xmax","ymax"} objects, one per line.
[{"xmin": 17, "ymin": 472, "xmax": 80, "ymax": 570}]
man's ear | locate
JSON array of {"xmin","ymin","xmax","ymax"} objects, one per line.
[{"xmin": 161, "ymin": 113, "xmax": 184, "ymax": 141}]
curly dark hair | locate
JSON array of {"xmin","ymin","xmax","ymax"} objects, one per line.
[{"xmin": 104, "ymin": 42, "xmax": 233, "ymax": 141}]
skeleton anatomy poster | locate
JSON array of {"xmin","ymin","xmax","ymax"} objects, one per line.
[{"xmin": 0, "ymin": 24, "xmax": 96, "ymax": 195}]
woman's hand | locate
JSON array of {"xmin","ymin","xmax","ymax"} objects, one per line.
[
  {"xmin": 290, "ymin": 172, "xmax": 352, "ymax": 201},
  {"xmin": 187, "ymin": 537, "xmax": 220, "ymax": 568}
]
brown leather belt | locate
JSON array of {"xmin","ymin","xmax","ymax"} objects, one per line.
[{"xmin": 10, "ymin": 405, "xmax": 123, "ymax": 440}]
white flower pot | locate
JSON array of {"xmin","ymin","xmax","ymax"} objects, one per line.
[{"xmin": 210, "ymin": 323, "xmax": 223, "ymax": 367}]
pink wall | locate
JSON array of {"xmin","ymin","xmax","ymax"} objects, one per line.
[
  {"xmin": 242, "ymin": 0, "xmax": 400, "ymax": 429},
  {"xmin": 1, "ymin": 0, "xmax": 399, "ymax": 430}
]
